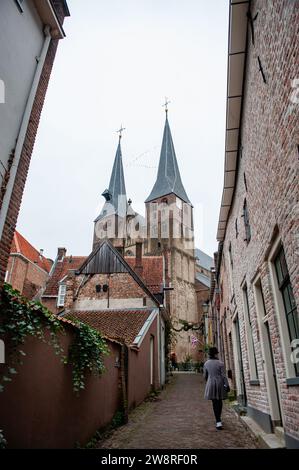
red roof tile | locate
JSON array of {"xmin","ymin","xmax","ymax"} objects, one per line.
[
  {"xmin": 11, "ymin": 231, "xmax": 52, "ymax": 273},
  {"xmin": 125, "ymin": 256, "xmax": 163, "ymax": 293},
  {"xmin": 69, "ymin": 309, "xmax": 153, "ymax": 345},
  {"xmin": 43, "ymin": 256, "xmax": 86, "ymax": 296}
]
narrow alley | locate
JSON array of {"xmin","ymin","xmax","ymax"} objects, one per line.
[{"xmin": 97, "ymin": 373, "xmax": 258, "ymax": 449}]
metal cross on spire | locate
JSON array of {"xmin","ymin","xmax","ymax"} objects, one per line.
[
  {"xmin": 162, "ymin": 97, "xmax": 170, "ymax": 114},
  {"xmin": 116, "ymin": 124, "xmax": 125, "ymax": 140}
]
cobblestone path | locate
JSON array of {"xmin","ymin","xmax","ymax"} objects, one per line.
[{"xmin": 97, "ymin": 372, "xmax": 258, "ymax": 449}]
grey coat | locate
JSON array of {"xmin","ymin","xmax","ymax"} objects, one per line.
[{"xmin": 203, "ymin": 359, "xmax": 227, "ymax": 400}]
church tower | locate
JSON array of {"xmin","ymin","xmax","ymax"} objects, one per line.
[
  {"xmin": 145, "ymin": 106, "xmax": 198, "ymax": 362},
  {"xmin": 93, "ymin": 130, "xmax": 136, "ymax": 254}
]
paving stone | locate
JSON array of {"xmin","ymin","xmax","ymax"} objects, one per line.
[{"xmin": 97, "ymin": 373, "xmax": 258, "ymax": 449}]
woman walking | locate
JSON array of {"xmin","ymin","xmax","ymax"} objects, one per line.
[{"xmin": 203, "ymin": 347, "xmax": 229, "ymax": 430}]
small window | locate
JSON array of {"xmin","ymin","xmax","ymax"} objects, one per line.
[
  {"xmin": 57, "ymin": 284, "xmax": 66, "ymax": 307},
  {"xmin": 242, "ymin": 199, "xmax": 251, "ymax": 243}
]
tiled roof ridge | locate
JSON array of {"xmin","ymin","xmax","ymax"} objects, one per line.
[{"xmin": 13, "ymin": 230, "xmax": 52, "ymax": 273}]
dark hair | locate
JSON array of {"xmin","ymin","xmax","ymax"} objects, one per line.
[{"xmin": 208, "ymin": 347, "xmax": 219, "ymax": 359}]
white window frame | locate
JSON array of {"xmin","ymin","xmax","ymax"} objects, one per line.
[{"xmin": 57, "ymin": 283, "xmax": 67, "ymax": 307}]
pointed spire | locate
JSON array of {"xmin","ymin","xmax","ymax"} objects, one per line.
[
  {"xmin": 145, "ymin": 112, "xmax": 191, "ymax": 204},
  {"xmin": 106, "ymin": 138, "xmax": 127, "ymax": 209},
  {"xmin": 95, "ymin": 135, "xmax": 127, "ymax": 222}
]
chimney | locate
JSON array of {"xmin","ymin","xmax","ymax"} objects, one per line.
[
  {"xmin": 57, "ymin": 247, "xmax": 66, "ymax": 261},
  {"xmin": 39, "ymin": 249, "xmax": 44, "ymax": 259},
  {"xmin": 135, "ymin": 242, "xmax": 143, "ymax": 276}
]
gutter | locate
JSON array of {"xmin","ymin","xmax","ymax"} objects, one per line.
[
  {"xmin": 216, "ymin": 0, "xmax": 250, "ymax": 242},
  {"xmin": 0, "ymin": 26, "xmax": 52, "ymax": 240},
  {"xmin": 132, "ymin": 308, "xmax": 159, "ymax": 349}
]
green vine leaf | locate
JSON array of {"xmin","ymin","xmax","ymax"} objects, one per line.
[{"xmin": 0, "ymin": 283, "xmax": 109, "ymax": 395}]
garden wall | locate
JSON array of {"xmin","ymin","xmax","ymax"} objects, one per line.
[{"xmin": 0, "ymin": 325, "xmax": 122, "ymax": 448}]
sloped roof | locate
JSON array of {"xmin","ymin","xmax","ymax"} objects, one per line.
[
  {"xmin": 125, "ymin": 256, "xmax": 163, "ymax": 293},
  {"xmin": 145, "ymin": 115, "xmax": 191, "ymax": 204},
  {"xmin": 95, "ymin": 139, "xmax": 128, "ymax": 223},
  {"xmin": 11, "ymin": 231, "xmax": 52, "ymax": 273},
  {"xmin": 69, "ymin": 309, "xmax": 153, "ymax": 346},
  {"xmin": 195, "ymin": 248, "xmax": 214, "ymax": 271},
  {"xmin": 195, "ymin": 272, "xmax": 211, "ymax": 288},
  {"xmin": 77, "ymin": 240, "xmax": 159, "ymax": 305},
  {"xmin": 43, "ymin": 256, "xmax": 86, "ymax": 296}
]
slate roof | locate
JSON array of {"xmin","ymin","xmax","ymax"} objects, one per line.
[
  {"xmin": 145, "ymin": 115, "xmax": 191, "ymax": 204},
  {"xmin": 11, "ymin": 231, "xmax": 52, "ymax": 273},
  {"xmin": 195, "ymin": 271, "xmax": 211, "ymax": 288},
  {"xmin": 43, "ymin": 256, "xmax": 86, "ymax": 296},
  {"xmin": 68, "ymin": 309, "xmax": 154, "ymax": 346},
  {"xmin": 95, "ymin": 139, "xmax": 128, "ymax": 222},
  {"xmin": 195, "ymin": 248, "xmax": 214, "ymax": 271}
]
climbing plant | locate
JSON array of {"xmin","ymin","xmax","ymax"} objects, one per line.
[
  {"xmin": 0, "ymin": 283, "xmax": 109, "ymax": 394},
  {"xmin": 66, "ymin": 319, "xmax": 109, "ymax": 394},
  {"xmin": 0, "ymin": 283, "xmax": 64, "ymax": 392}
]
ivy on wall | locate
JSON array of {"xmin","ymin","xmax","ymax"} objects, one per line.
[
  {"xmin": 67, "ymin": 319, "xmax": 109, "ymax": 394},
  {"xmin": 0, "ymin": 283, "xmax": 109, "ymax": 394}
]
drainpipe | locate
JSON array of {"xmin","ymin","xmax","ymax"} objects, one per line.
[
  {"xmin": 0, "ymin": 25, "xmax": 52, "ymax": 239},
  {"xmin": 120, "ymin": 344, "xmax": 129, "ymax": 423},
  {"xmin": 157, "ymin": 309, "xmax": 161, "ymax": 387}
]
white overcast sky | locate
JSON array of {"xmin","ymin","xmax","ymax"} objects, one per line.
[{"xmin": 17, "ymin": 0, "xmax": 229, "ymax": 260}]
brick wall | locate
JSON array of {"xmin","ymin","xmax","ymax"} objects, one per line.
[
  {"xmin": 0, "ymin": 4, "xmax": 68, "ymax": 286},
  {"xmin": 6, "ymin": 255, "xmax": 49, "ymax": 299},
  {"xmin": 217, "ymin": 0, "xmax": 299, "ymax": 446},
  {"xmin": 195, "ymin": 278, "xmax": 209, "ymax": 362},
  {"xmin": 65, "ymin": 272, "xmax": 156, "ymax": 311}
]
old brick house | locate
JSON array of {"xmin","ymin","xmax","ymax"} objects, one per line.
[
  {"xmin": 60, "ymin": 239, "xmax": 168, "ymax": 391},
  {"xmin": 0, "ymin": 0, "xmax": 69, "ymax": 285},
  {"xmin": 41, "ymin": 247, "xmax": 86, "ymax": 313},
  {"xmin": 5, "ymin": 230, "xmax": 52, "ymax": 299},
  {"xmin": 214, "ymin": 1, "xmax": 299, "ymax": 448}
]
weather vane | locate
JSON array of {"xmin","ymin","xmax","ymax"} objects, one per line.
[
  {"xmin": 116, "ymin": 124, "xmax": 125, "ymax": 140},
  {"xmin": 162, "ymin": 97, "xmax": 170, "ymax": 114}
]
